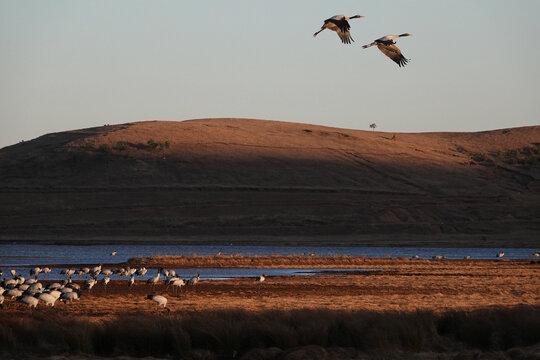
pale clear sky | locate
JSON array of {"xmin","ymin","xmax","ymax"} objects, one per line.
[{"xmin": 1, "ymin": 0, "xmax": 539, "ymax": 148}]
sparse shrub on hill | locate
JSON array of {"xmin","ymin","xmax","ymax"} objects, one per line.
[
  {"xmin": 497, "ymin": 146, "xmax": 540, "ymax": 167},
  {"xmin": 471, "ymin": 153, "xmax": 492, "ymax": 163},
  {"xmin": 113, "ymin": 141, "xmax": 129, "ymax": 151},
  {"xmin": 147, "ymin": 138, "xmax": 159, "ymax": 149},
  {"xmin": 97, "ymin": 144, "xmax": 111, "ymax": 155},
  {"xmin": 147, "ymin": 139, "xmax": 171, "ymax": 151},
  {"xmin": 468, "ymin": 146, "xmax": 540, "ymax": 167}
]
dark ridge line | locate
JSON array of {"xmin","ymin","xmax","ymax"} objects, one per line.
[{"xmin": 0, "ymin": 185, "xmax": 425, "ymax": 196}]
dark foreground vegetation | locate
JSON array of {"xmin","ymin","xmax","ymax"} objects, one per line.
[{"xmin": 1, "ymin": 307, "xmax": 539, "ymax": 359}]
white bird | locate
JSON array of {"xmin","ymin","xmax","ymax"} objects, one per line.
[
  {"xmin": 86, "ymin": 278, "xmax": 97, "ymax": 290},
  {"xmin": 464, "ymin": 255, "xmax": 471, "ymax": 260},
  {"xmin": 5, "ymin": 288, "xmax": 22, "ymax": 299},
  {"xmin": 313, "ymin": 15, "xmax": 364, "ymax": 44},
  {"xmin": 10, "ymin": 269, "xmax": 16, "ymax": 277},
  {"xmin": 362, "ymin": 33, "xmax": 412, "ymax": 67},
  {"xmin": 4, "ymin": 279, "xmax": 16, "ymax": 288},
  {"xmin": 30, "ymin": 267, "xmax": 42, "ymax": 278},
  {"xmin": 42, "ymin": 267, "xmax": 52, "ymax": 274},
  {"xmin": 496, "ymin": 252, "xmax": 505, "ymax": 258},
  {"xmin": 46, "ymin": 282, "xmax": 63, "ymax": 291},
  {"xmin": 160, "ymin": 268, "xmax": 170, "ymax": 279},
  {"xmin": 257, "ymin": 274, "xmax": 266, "ymax": 283},
  {"xmin": 115, "ymin": 268, "xmax": 126, "ymax": 276},
  {"xmin": 47, "ymin": 290, "xmax": 62, "ymax": 300},
  {"xmin": 102, "ymin": 276, "xmax": 111, "ymax": 292},
  {"xmin": 61, "ymin": 268, "xmax": 76, "ymax": 279},
  {"xmin": 146, "ymin": 294, "xmax": 170, "ymax": 312},
  {"xmin": 147, "ymin": 272, "xmax": 161, "ymax": 289},
  {"xmin": 188, "ymin": 273, "xmax": 200, "ymax": 285},
  {"xmin": 91, "ymin": 265, "xmax": 102, "ymax": 278},
  {"xmin": 136, "ymin": 267, "xmax": 147, "ymax": 276},
  {"xmin": 25, "ymin": 290, "xmax": 41, "ymax": 298},
  {"xmin": 67, "ymin": 283, "xmax": 80, "ymax": 291},
  {"xmin": 36, "ymin": 293, "xmax": 57, "ymax": 307},
  {"xmin": 110, "ymin": 251, "xmax": 117, "ymax": 256},
  {"xmin": 60, "ymin": 291, "xmax": 79, "ymax": 303},
  {"xmin": 0, "ymin": 295, "xmax": 4, "ymax": 308},
  {"xmin": 168, "ymin": 278, "xmax": 186, "ymax": 295},
  {"xmin": 533, "ymin": 252, "xmax": 539, "ymax": 257},
  {"xmin": 17, "ymin": 295, "xmax": 39, "ymax": 309},
  {"xmin": 128, "ymin": 275, "xmax": 135, "ymax": 288},
  {"xmin": 28, "ymin": 282, "xmax": 42, "ymax": 292}
]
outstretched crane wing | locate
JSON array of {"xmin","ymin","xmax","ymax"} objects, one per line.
[
  {"xmin": 376, "ymin": 43, "xmax": 409, "ymax": 67},
  {"xmin": 326, "ymin": 19, "xmax": 353, "ymax": 44}
]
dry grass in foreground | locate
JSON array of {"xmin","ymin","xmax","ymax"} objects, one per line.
[{"xmin": 1, "ymin": 307, "xmax": 539, "ymax": 360}]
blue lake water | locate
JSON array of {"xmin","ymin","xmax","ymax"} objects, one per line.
[{"xmin": 0, "ymin": 244, "xmax": 538, "ymax": 281}]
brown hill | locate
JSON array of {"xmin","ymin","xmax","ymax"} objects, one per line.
[{"xmin": 0, "ymin": 118, "xmax": 539, "ymax": 246}]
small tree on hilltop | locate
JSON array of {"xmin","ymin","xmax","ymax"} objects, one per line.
[{"xmin": 369, "ymin": 123, "xmax": 377, "ymax": 131}]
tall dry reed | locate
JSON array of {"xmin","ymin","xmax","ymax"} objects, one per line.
[{"xmin": 0, "ymin": 307, "xmax": 538, "ymax": 358}]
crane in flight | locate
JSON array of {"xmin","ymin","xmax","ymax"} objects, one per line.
[
  {"xmin": 362, "ymin": 33, "xmax": 412, "ymax": 67},
  {"xmin": 313, "ymin": 15, "xmax": 364, "ymax": 44}
]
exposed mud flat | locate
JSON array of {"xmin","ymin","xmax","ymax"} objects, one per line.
[{"xmin": 3, "ymin": 258, "xmax": 539, "ymax": 316}]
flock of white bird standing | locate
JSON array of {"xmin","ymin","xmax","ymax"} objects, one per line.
[
  {"xmin": 313, "ymin": 14, "xmax": 412, "ymax": 67},
  {"xmin": 1, "ymin": 248, "xmax": 538, "ymax": 311},
  {"xmin": 0, "ymin": 256, "xmax": 265, "ymax": 312}
]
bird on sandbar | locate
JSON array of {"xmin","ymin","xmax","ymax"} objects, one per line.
[
  {"xmin": 147, "ymin": 294, "xmax": 170, "ymax": 312},
  {"xmin": 188, "ymin": 272, "xmax": 200, "ymax": 286}
]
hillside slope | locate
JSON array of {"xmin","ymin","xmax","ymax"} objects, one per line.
[{"xmin": 1, "ymin": 118, "xmax": 539, "ymax": 246}]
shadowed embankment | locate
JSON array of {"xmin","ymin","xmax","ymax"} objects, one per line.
[
  {"xmin": 0, "ymin": 119, "xmax": 539, "ymax": 246},
  {"xmin": 1, "ymin": 307, "xmax": 539, "ymax": 359}
]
